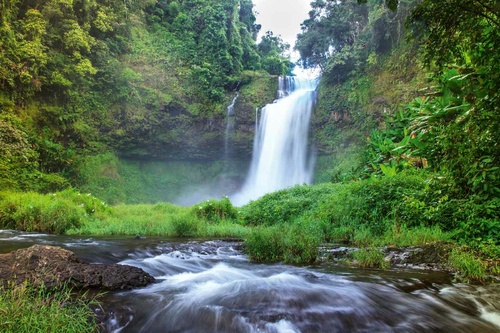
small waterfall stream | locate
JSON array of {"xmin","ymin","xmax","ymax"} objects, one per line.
[
  {"xmin": 232, "ymin": 77, "xmax": 318, "ymax": 206},
  {"xmin": 224, "ymin": 92, "xmax": 239, "ymax": 161}
]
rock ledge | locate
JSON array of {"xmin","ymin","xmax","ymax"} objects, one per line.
[{"xmin": 0, "ymin": 245, "xmax": 155, "ymax": 290}]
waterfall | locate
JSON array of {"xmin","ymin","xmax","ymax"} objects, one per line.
[
  {"xmin": 231, "ymin": 76, "xmax": 318, "ymax": 206},
  {"xmin": 224, "ymin": 92, "xmax": 239, "ymax": 160}
]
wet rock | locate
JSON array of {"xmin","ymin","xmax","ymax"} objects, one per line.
[
  {"xmin": 319, "ymin": 245, "xmax": 351, "ymax": 262},
  {"xmin": 319, "ymin": 243, "xmax": 454, "ymax": 271},
  {"xmin": 384, "ymin": 243, "xmax": 453, "ymax": 270},
  {"xmin": 0, "ymin": 245, "xmax": 155, "ymax": 290}
]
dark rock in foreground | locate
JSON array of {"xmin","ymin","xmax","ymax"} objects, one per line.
[{"xmin": 0, "ymin": 245, "xmax": 155, "ymax": 290}]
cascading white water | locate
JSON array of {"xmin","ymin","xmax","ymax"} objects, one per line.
[{"xmin": 232, "ymin": 76, "xmax": 318, "ymax": 206}]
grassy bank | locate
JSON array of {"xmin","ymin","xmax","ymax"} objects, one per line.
[
  {"xmin": 0, "ymin": 172, "xmax": 498, "ymax": 282},
  {"xmin": 0, "ymin": 283, "xmax": 98, "ymax": 333}
]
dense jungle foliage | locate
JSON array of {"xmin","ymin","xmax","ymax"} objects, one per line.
[
  {"xmin": 0, "ymin": 0, "xmax": 291, "ymax": 192},
  {"xmin": 298, "ymin": 0, "xmax": 499, "ymax": 246},
  {"xmin": 0, "ymin": 2, "xmax": 498, "ymax": 329}
]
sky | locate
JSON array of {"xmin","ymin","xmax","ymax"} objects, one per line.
[
  {"xmin": 252, "ymin": 0, "xmax": 312, "ymax": 51},
  {"xmin": 252, "ymin": 0, "xmax": 318, "ymax": 76}
]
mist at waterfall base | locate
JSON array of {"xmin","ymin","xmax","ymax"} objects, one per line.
[{"xmin": 173, "ymin": 76, "xmax": 318, "ymax": 207}]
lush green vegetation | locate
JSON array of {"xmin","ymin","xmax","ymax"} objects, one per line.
[
  {"xmin": 65, "ymin": 199, "xmax": 248, "ymax": 238},
  {"xmin": 350, "ymin": 248, "xmax": 389, "ymax": 269},
  {"xmin": 76, "ymin": 153, "xmax": 250, "ymax": 204},
  {"xmin": 0, "ymin": 0, "xmax": 498, "ymax": 281},
  {"xmin": 0, "ymin": 0, "xmax": 290, "ymax": 193},
  {"xmin": 0, "ymin": 189, "xmax": 107, "ymax": 234},
  {"xmin": 1, "ymin": 0, "xmax": 498, "ymax": 330},
  {"xmin": 2, "ymin": 176, "xmax": 498, "ymax": 281},
  {"xmin": 300, "ymin": 0, "xmax": 499, "ymax": 250},
  {"xmin": 0, "ymin": 282, "xmax": 98, "ymax": 333}
]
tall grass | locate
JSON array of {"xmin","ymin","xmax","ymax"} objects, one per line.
[
  {"xmin": 244, "ymin": 221, "xmax": 322, "ymax": 264},
  {"xmin": 68, "ymin": 200, "xmax": 248, "ymax": 238},
  {"xmin": 0, "ymin": 189, "xmax": 108, "ymax": 234},
  {"xmin": 448, "ymin": 248, "xmax": 487, "ymax": 283},
  {"xmin": 0, "ymin": 283, "xmax": 98, "ymax": 333},
  {"xmin": 351, "ymin": 248, "xmax": 389, "ymax": 269}
]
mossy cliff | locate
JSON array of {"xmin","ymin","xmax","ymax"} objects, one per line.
[
  {"xmin": 0, "ymin": 0, "xmax": 286, "ymax": 193},
  {"xmin": 106, "ymin": 71, "xmax": 278, "ymax": 161}
]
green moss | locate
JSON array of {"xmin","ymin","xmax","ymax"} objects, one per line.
[{"xmin": 238, "ymin": 71, "xmax": 277, "ymax": 109}]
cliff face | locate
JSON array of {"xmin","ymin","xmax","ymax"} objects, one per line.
[{"xmin": 109, "ymin": 74, "xmax": 278, "ymax": 161}]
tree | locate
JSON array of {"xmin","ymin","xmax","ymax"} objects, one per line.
[
  {"xmin": 257, "ymin": 31, "xmax": 293, "ymax": 75},
  {"xmin": 404, "ymin": 0, "xmax": 500, "ymax": 199},
  {"xmin": 295, "ymin": 0, "xmax": 369, "ymax": 80}
]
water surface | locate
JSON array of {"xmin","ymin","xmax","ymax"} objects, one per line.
[{"xmin": 1, "ymin": 231, "xmax": 499, "ymax": 333}]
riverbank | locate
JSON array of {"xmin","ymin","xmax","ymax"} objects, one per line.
[
  {"xmin": 0, "ymin": 174, "xmax": 499, "ymax": 283},
  {"xmin": 0, "ymin": 234, "xmax": 499, "ymax": 332}
]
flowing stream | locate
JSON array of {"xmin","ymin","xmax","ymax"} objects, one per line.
[
  {"xmin": 231, "ymin": 77, "xmax": 318, "ymax": 206},
  {"xmin": 1, "ymin": 231, "xmax": 499, "ymax": 333}
]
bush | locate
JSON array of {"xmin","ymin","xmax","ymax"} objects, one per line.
[
  {"xmin": 448, "ymin": 248, "xmax": 487, "ymax": 282},
  {"xmin": 171, "ymin": 214, "xmax": 201, "ymax": 237},
  {"xmin": 194, "ymin": 196, "xmax": 237, "ymax": 223},
  {"xmin": 57, "ymin": 188, "xmax": 108, "ymax": 216},
  {"xmin": 351, "ymin": 248, "xmax": 389, "ymax": 269},
  {"xmin": 283, "ymin": 221, "xmax": 321, "ymax": 264},
  {"xmin": 452, "ymin": 197, "xmax": 500, "ymax": 246},
  {"xmin": 312, "ymin": 172, "xmax": 429, "ymax": 236},
  {"xmin": 380, "ymin": 225, "xmax": 452, "ymax": 247},
  {"xmin": 239, "ymin": 183, "xmax": 337, "ymax": 226},
  {"xmin": 0, "ymin": 191, "xmax": 84, "ymax": 234},
  {"xmin": 239, "ymin": 171, "xmax": 496, "ymax": 251},
  {"xmin": 244, "ymin": 226, "xmax": 284, "ymax": 262},
  {"xmin": 244, "ymin": 221, "xmax": 322, "ymax": 264}
]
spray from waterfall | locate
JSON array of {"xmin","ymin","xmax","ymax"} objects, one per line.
[{"xmin": 231, "ymin": 76, "xmax": 318, "ymax": 206}]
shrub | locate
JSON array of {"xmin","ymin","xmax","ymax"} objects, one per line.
[
  {"xmin": 352, "ymin": 227, "xmax": 376, "ymax": 247},
  {"xmin": 244, "ymin": 221, "xmax": 322, "ymax": 264},
  {"xmin": 315, "ymin": 172, "xmax": 431, "ymax": 236},
  {"xmin": 31, "ymin": 173, "xmax": 70, "ymax": 193},
  {"xmin": 448, "ymin": 248, "xmax": 487, "ymax": 283},
  {"xmin": 380, "ymin": 225, "xmax": 452, "ymax": 247},
  {"xmin": 283, "ymin": 221, "xmax": 321, "ymax": 264},
  {"xmin": 244, "ymin": 226, "xmax": 284, "ymax": 262},
  {"xmin": 452, "ymin": 197, "xmax": 500, "ymax": 246},
  {"xmin": 239, "ymin": 183, "xmax": 338, "ymax": 226},
  {"xmin": 194, "ymin": 196, "xmax": 237, "ymax": 223},
  {"xmin": 57, "ymin": 188, "xmax": 108, "ymax": 216},
  {"xmin": 171, "ymin": 214, "xmax": 201, "ymax": 237},
  {"xmin": 351, "ymin": 248, "xmax": 389, "ymax": 269}
]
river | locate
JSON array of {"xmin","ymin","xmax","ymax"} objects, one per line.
[{"xmin": 1, "ymin": 230, "xmax": 499, "ymax": 332}]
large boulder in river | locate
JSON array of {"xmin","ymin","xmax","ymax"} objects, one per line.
[{"xmin": 0, "ymin": 245, "xmax": 154, "ymax": 290}]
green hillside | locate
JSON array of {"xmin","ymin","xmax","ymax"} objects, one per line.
[{"xmin": 0, "ymin": 0, "xmax": 289, "ymax": 194}]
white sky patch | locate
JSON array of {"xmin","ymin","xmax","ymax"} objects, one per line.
[
  {"xmin": 252, "ymin": 0, "xmax": 319, "ymax": 77},
  {"xmin": 252, "ymin": 0, "xmax": 312, "ymax": 49}
]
